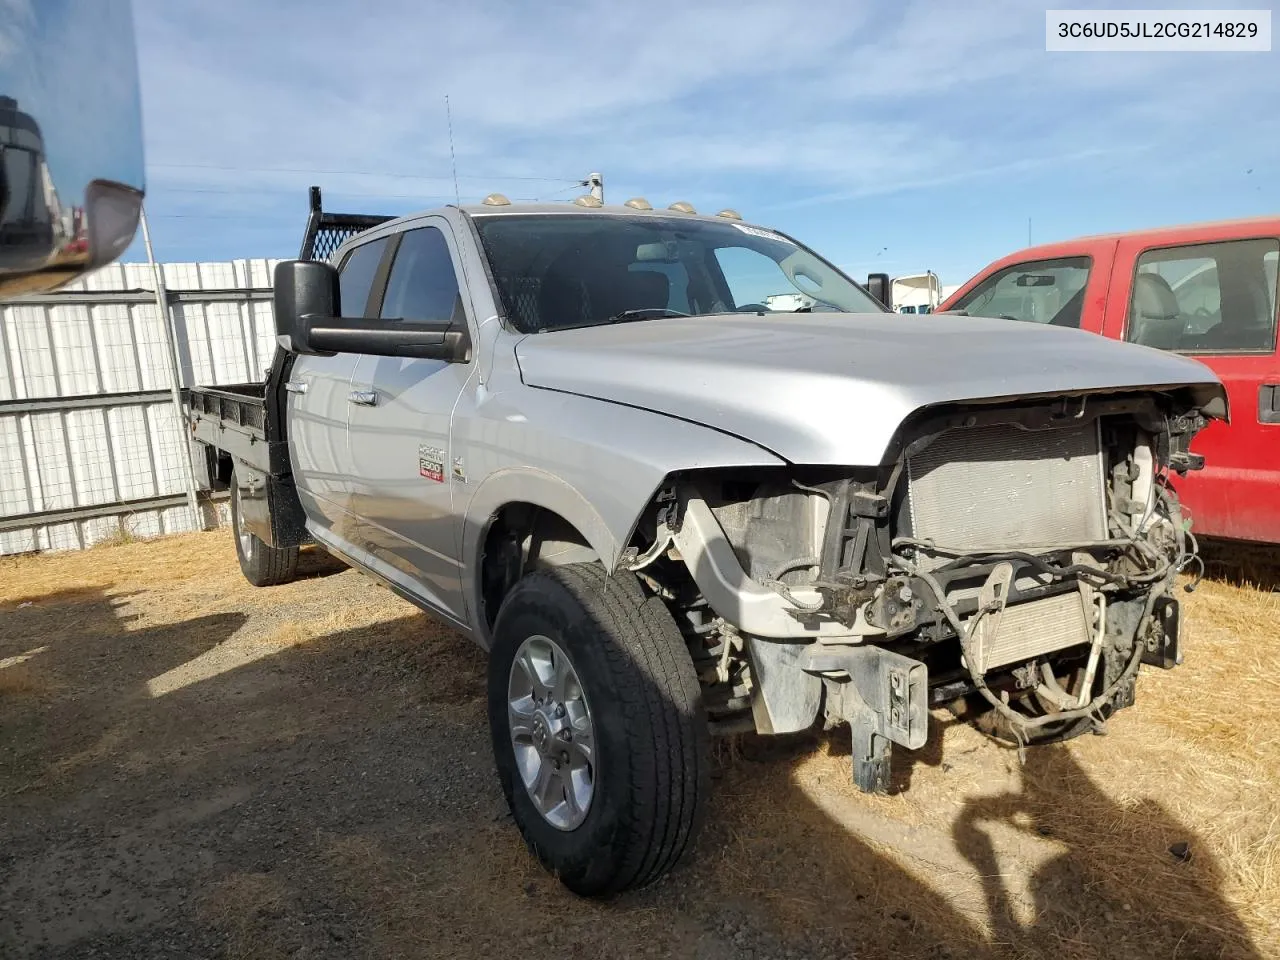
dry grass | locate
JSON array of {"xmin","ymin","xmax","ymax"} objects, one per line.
[
  {"xmin": 200, "ymin": 872, "xmax": 292, "ymax": 960},
  {"xmin": 0, "ymin": 532, "xmax": 401, "ymax": 651},
  {"xmin": 2, "ymin": 532, "xmax": 1278, "ymax": 959},
  {"xmin": 313, "ymin": 823, "xmax": 691, "ymax": 959},
  {"xmin": 0, "ymin": 665, "xmax": 52, "ymax": 696},
  {"xmin": 1131, "ymin": 579, "xmax": 1280, "ymax": 945},
  {"xmin": 0, "ymin": 531, "xmax": 231, "ymax": 606},
  {"xmin": 732, "ymin": 576, "xmax": 1280, "ymax": 959}
]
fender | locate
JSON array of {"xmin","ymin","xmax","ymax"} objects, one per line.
[
  {"xmin": 451, "ymin": 372, "xmax": 789, "ymax": 648},
  {"xmin": 464, "ymin": 467, "xmax": 619, "ymax": 566},
  {"xmin": 460, "ymin": 467, "xmax": 623, "ymax": 650}
]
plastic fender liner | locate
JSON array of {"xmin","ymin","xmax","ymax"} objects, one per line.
[{"xmin": 744, "ymin": 637, "xmax": 823, "ymax": 734}]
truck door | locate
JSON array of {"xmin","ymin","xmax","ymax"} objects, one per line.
[
  {"xmin": 288, "ymin": 234, "xmax": 391, "ymax": 543},
  {"xmin": 1109, "ymin": 234, "xmax": 1280, "ymax": 542},
  {"xmin": 346, "ymin": 221, "xmax": 473, "ymax": 623}
]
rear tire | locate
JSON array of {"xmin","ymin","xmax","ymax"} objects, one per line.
[
  {"xmin": 487, "ymin": 563, "xmax": 709, "ymax": 896},
  {"xmin": 230, "ymin": 467, "xmax": 299, "ymax": 587}
]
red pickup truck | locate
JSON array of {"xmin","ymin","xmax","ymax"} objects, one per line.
[{"xmin": 937, "ymin": 217, "xmax": 1279, "ymax": 545}]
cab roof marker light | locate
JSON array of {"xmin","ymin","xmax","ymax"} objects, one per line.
[
  {"xmin": 668, "ymin": 201, "xmax": 696, "ymax": 214},
  {"xmin": 716, "ymin": 209, "xmax": 742, "ymax": 220},
  {"xmin": 482, "ymin": 193, "xmax": 511, "ymax": 206},
  {"xmin": 573, "ymin": 195, "xmax": 603, "ymax": 208},
  {"xmin": 624, "ymin": 197, "xmax": 652, "ymax": 210}
]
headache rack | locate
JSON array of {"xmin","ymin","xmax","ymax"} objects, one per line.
[{"xmin": 297, "ymin": 185, "xmax": 394, "ymax": 262}]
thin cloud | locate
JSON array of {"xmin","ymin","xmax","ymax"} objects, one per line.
[{"xmin": 127, "ymin": 0, "xmax": 1278, "ymax": 263}]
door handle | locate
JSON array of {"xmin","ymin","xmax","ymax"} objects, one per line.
[
  {"xmin": 1261, "ymin": 383, "xmax": 1280, "ymax": 424},
  {"xmin": 285, "ymin": 380, "xmax": 307, "ymax": 395},
  {"xmin": 349, "ymin": 390, "xmax": 378, "ymax": 407}
]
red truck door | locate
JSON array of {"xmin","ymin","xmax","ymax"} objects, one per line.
[{"xmin": 1102, "ymin": 232, "xmax": 1280, "ymax": 542}]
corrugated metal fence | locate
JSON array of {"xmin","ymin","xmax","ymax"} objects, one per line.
[{"xmin": 0, "ymin": 258, "xmax": 280, "ymax": 555}]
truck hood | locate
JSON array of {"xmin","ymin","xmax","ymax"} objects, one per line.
[{"xmin": 513, "ymin": 312, "xmax": 1225, "ymax": 465}]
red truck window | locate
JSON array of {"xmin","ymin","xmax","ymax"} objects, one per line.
[
  {"xmin": 1126, "ymin": 238, "xmax": 1279, "ymax": 354},
  {"xmin": 950, "ymin": 256, "xmax": 1091, "ymax": 327}
]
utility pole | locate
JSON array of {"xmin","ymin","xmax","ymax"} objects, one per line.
[
  {"xmin": 140, "ymin": 205, "xmax": 203, "ymax": 532},
  {"xmin": 587, "ymin": 172, "xmax": 603, "ymax": 203}
]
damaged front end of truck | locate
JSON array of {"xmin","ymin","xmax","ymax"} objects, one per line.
[{"xmin": 622, "ymin": 387, "xmax": 1222, "ymax": 792}]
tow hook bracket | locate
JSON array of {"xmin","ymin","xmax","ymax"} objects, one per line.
[
  {"xmin": 1142, "ymin": 596, "xmax": 1182, "ymax": 669},
  {"xmin": 806, "ymin": 646, "xmax": 928, "ymax": 794}
]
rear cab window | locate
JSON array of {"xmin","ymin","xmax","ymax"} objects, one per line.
[
  {"xmin": 950, "ymin": 256, "xmax": 1092, "ymax": 327},
  {"xmin": 1125, "ymin": 238, "xmax": 1279, "ymax": 354}
]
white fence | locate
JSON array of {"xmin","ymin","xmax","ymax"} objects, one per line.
[{"xmin": 0, "ymin": 258, "xmax": 280, "ymax": 555}]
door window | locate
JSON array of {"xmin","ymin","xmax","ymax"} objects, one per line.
[
  {"xmin": 337, "ymin": 236, "xmax": 390, "ymax": 317},
  {"xmin": 1127, "ymin": 238, "xmax": 1279, "ymax": 354},
  {"xmin": 379, "ymin": 226, "xmax": 462, "ymax": 323},
  {"xmin": 951, "ymin": 257, "xmax": 1091, "ymax": 327}
]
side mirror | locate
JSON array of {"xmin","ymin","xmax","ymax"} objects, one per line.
[
  {"xmin": 273, "ymin": 259, "xmax": 340, "ymax": 352},
  {"xmin": 865, "ymin": 272, "xmax": 891, "ymax": 309},
  {"xmin": 0, "ymin": 1, "xmax": 146, "ymax": 298},
  {"xmin": 272, "ymin": 259, "xmax": 471, "ymax": 362}
]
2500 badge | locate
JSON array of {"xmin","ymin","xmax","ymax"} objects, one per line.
[{"xmin": 418, "ymin": 444, "xmax": 446, "ymax": 483}]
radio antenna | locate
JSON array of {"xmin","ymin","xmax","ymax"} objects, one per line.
[{"xmin": 445, "ymin": 94, "xmax": 460, "ymax": 206}]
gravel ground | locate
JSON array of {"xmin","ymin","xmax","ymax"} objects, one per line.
[{"xmin": 0, "ymin": 532, "xmax": 1275, "ymax": 960}]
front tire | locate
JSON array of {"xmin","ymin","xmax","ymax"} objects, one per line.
[
  {"xmin": 230, "ymin": 467, "xmax": 299, "ymax": 587},
  {"xmin": 488, "ymin": 563, "xmax": 709, "ymax": 896}
]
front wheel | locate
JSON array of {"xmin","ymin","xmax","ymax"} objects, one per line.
[
  {"xmin": 230, "ymin": 467, "xmax": 299, "ymax": 587},
  {"xmin": 488, "ymin": 563, "xmax": 709, "ymax": 896}
]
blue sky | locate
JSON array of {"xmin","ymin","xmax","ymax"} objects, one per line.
[{"xmin": 126, "ymin": 0, "xmax": 1278, "ymax": 287}]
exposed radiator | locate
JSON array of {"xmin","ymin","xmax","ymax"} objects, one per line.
[
  {"xmin": 906, "ymin": 420, "xmax": 1108, "ymax": 551},
  {"xmin": 965, "ymin": 590, "xmax": 1093, "ymax": 674}
]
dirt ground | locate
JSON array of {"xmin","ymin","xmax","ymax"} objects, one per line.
[{"xmin": 1, "ymin": 532, "xmax": 1277, "ymax": 960}]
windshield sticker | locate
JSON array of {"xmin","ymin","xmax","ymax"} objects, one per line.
[
  {"xmin": 418, "ymin": 444, "xmax": 445, "ymax": 483},
  {"xmin": 731, "ymin": 222, "xmax": 783, "ymax": 241}
]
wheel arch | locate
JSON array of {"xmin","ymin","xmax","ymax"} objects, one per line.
[{"xmin": 462, "ymin": 468, "xmax": 650, "ymax": 649}]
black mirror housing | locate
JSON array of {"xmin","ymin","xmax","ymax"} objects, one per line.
[
  {"xmin": 303, "ymin": 318, "xmax": 471, "ymax": 362},
  {"xmin": 865, "ymin": 272, "xmax": 892, "ymax": 310},
  {"xmin": 273, "ymin": 259, "xmax": 340, "ymax": 354}
]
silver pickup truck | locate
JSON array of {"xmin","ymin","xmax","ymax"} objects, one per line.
[{"xmin": 188, "ymin": 188, "xmax": 1226, "ymax": 896}]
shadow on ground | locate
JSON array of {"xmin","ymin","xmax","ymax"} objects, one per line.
[
  {"xmin": 1199, "ymin": 537, "xmax": 1280, "ymax": 592},
  {"xmin": 0, "ymin": 582, "xmax": 1262, "ymax": 960}
]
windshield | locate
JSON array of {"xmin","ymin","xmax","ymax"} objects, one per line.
[{"xmin": 472, "ymin": 213, "xmax": 884, "ymax": 333}]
